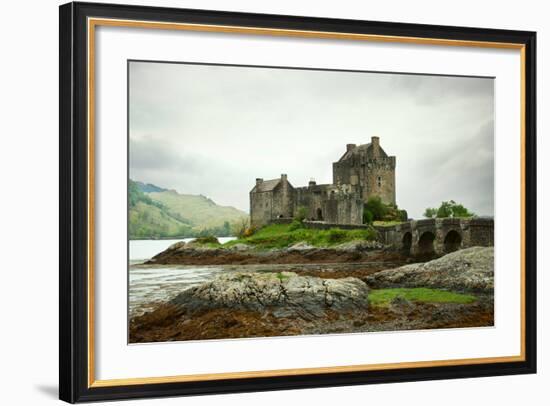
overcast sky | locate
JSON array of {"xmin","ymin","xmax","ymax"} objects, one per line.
[{"xmin": 129, "ymin": 61, "xmax": 494, "ymax": 219}]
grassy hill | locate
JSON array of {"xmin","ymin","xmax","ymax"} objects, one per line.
[
  {"xmin": 129, "ymin": 179, "xmax": 248, "ymax": 239},
  {"xmin": 129, "ymin": 200, "xmax": 194, "ymax": 239},
  {"xmin": 148, "ymin": 190, "xmax": 247, "ymax": 231}
]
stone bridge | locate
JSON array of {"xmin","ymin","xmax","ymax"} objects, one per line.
[{"xmin": 374, "ymin": 218, "xmax": 494, "ymax": 256}]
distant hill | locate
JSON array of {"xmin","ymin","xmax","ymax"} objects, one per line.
[
  {"xmin": 135, "ymin": 181, "xmax": 167, "ymax": 193},
  {"xmin": 129, "ymin": 179, "xmax": 248, "ymax": 239}
]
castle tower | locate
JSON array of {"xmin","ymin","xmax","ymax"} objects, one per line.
[
  {"xmin": 249, "ymin": 174, "xmax": 295, "ymax": 227},
  {"xmin": 332, "ymin": 136, "xmax": 396, "ymax": 205}
]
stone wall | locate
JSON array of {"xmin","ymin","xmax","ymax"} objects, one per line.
[
  {"xmin": 302, "ymin": 221, "xmax": 371, "ymax": 231},
  {"xmin": 294, "ymin": 183, "xmax": 363, "ymax": 225},
  {"xmin": 332, "ymin": 152, "xmax": 396, "ymax": 205},
  {"xmin": 294, "ymin": 184, "xmax": 331, "ymax": 221},
  {"xmin": 250, "ymin": 190, "xmax": 274, "ymax": 228},
  {"xmin": 376, "ymin": 218, "xmax": 494, "ymax": 256},
  {"xmin": 362, "ymin": 157, "xmax": 396, "ymax": 205},
  {"xmin": 468, "ymin": 218, "xmax": 495, "ymax": 247},
  {"xmin": 270, "ymin": 218, "xmax": 371, "ymax": 230},
  {"xmin": 277, "ymin": 174, "xmax": 294, "ymax": 219},
  {"xmin": 323, "ymin": 195, "xmax": 363, "ymax": 225},
  {"xmin": 250, "ymin": 176, "xmax": 295, "ymax": 228}
]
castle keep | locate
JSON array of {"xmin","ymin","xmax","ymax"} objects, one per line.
[{"xmin": 250, "ymin": 137, "xmax": 396, "ymax": 227}]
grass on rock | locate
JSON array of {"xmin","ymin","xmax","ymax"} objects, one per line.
[
  {"xmin": 223, "ymin": 223, "xmax": 377, "ymax": 249},
  {"xmin": 373, "ymin": 220, "xmax": 404, "ymax": 227},
  {"xmin": 368, "ymin": 288, "xmax": 477, "ymax": 307}
]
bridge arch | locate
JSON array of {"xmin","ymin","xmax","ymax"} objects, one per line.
[
  {"xmin": 417, "ymin": 231, "xmax": 436, "ymax": 255},
  {"xmin": 375, "ymin": 218, "xmax": 493, "ymax": 256},
  {"xmin": 444, "ymin": 230, "xmax": 462, "ymax": 253}
]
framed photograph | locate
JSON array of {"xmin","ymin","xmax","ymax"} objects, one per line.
[{"xmin": 59, "ymin": 2, "xmax": 537, "ymax": 403}]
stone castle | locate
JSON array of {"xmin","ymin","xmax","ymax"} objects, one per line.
[{"xmin": 250, "ymin": 136, "xmax": 396, "ymax": 227}]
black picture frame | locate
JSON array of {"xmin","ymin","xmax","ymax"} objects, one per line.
[{"xmin": 59, "ymin": 1, "xmax": 537, "ymax": 403}]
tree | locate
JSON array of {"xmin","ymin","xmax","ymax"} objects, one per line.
[
  {"xmin": 423, "ymin": 200, "xmax": 475, "ymax": 219},
  {"xmin": 364, "ymin": 196, "xmax": 387, "ymax": 221},
  {"xmin": 222, "ymin": 221, "xmax": 231, "ymax": 236},
  {"xmin": 363, "ymin": 196, "xmax": 408, "ymax": 224},
  {"xmin": 233, "ymin": 217, "xmax": 252, "ymax": 238},
  {"xmin": 423, "ymin": 207, "xmax": 438, "ymax": 218}
]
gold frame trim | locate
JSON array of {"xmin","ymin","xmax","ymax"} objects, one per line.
[{"xmin": 87, "ymin": 17, "xmax": 527, "ymax": 388}]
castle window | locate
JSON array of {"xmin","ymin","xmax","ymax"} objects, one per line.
[{"xmin": 377, "ymin": 176, "xmax": 382, "ymax": 188}]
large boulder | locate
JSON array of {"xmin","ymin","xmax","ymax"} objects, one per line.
[
  {"xmin": 166, "ymin": 240, "xmax": 187, "ymax": 251},
  {"xmin": 170, "ymin": 272, "xmax": 369, "ymax": 319},
  {"xmin": 366, "ymin": 247, "xmax": 494, "ymax": 293}
]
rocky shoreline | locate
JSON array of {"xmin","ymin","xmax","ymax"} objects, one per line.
[
  {"xmin": 366, "ymin": 247, "xmax": 494, "ymax": 293},
  {"xmin": 130, "ymin": 247, "xmax": 495, "ymax": 343},
  {"xmin": 146, "ymin": 240, "xmax": 407, "ymax": 266}
]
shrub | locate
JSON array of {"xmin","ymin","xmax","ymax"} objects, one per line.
[
  {"xmin": 327, "ymin": 228, "xmax": 347, "ymax": 243},
  {"xmin": 363, "ymin": 209, "xmax": 374, "ymax": 224},
  {"xmin": 295, "ymin": 206, "xmax": 308, "ymax": 222},
  {"xmin": 194, "ymin": 235, "xmax": 219, "ymax": 245},
  {"xmin": 364, "ymin": 196, "xmax": 387, "ymax": 221},
  {"xmin": 288, "ymin": 219, "xmax": 304, "ymax": 231},
  {"xmin": 234, "ymin": 217, "xmax": 252, "ymax": 238},
  {"xmin": 364, "ymin": 196, "xmax": 407, "ymax": 223}
]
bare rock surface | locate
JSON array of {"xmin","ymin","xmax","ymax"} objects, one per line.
[
  {"xmin": 366, "ymin": 247, "xmax": 494, "ymax": 293},
  {"xmin": 228, "ymin": 243, "xmax": 253, "ymax": 251},
  {"xmin": 170, "ymin": 272, "xmax": 369, "ymax": 319},
  {"xmin": 333, "ymin": 240, "xmax": 384, "ymax": 251},
  {"xmin": 166, "ymin": 241, "xmax": 186, "ymax": 251},
  {"xmin": 288, "ymin": 242, "xmax": 315, "ymax": 251}
]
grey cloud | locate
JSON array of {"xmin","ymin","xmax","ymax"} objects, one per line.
[
  {"xmin": 129, "ymin": 61, "xmax": 494, "ymax": 217},
  {"xmin": 129, "ymin": 137, "xmax": 204, "ymax": 174}
]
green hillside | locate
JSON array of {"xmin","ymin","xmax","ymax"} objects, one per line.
[
  {"xmin": 129, "ymin": 200, "xmax": 194, "ymax": 239},
  {"xmin": 129, "ymin": 179, "xmax": 248, "ymax": 239},
  {"xmin": 148, "ymin": 191, "xmax": 247, "ymax": 230}
]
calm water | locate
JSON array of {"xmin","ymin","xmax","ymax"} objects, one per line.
[
  {"xmin": 129, "ymin": 237, "xmax": 235, "ymax": 316},
  {"xmin": 130, "ymin": 237, "xmax": 236, "ymax": 262}
]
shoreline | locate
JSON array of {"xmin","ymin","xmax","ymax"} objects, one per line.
[
  {"xmin": 146, "ymin": 245, "xmax": 411, "ymax": 266},
  {"xmin": 130, "ymin": 246, "xmax": 494, "ymax": 343},
  {"xmin": 130, "ymin": 236, "xmax": 237, "ymax": 241}
]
